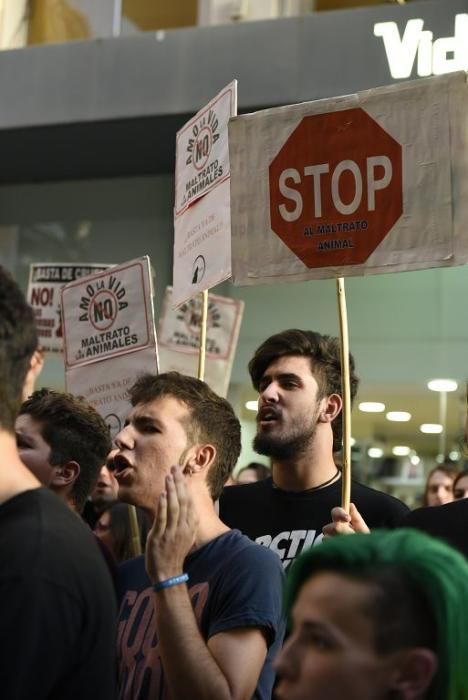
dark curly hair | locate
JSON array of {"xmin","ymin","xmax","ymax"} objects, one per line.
[{"xmin": 19, "ymin": 388, "xmax": 111, "ymax": 511}]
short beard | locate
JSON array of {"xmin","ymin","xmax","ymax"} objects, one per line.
[{"xmin": 253, "ymin": 426, "xmax": 316, "ymax": 461}]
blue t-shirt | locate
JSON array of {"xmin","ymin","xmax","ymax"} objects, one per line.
[{"xmin": 117, "ymin": 529, "xmax": 285, "ymax": 700}]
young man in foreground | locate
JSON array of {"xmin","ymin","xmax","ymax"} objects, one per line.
[
  {"xmin": 0, "ymin": 266, "xmax": 116, "ymax": 699},
  {"xmin": 276, "ymin": 529, "xmax": 468, "ymax": 700},
  {"xmin": 114, "ymin": 372, "xmax": 284, "ymax": 700}
]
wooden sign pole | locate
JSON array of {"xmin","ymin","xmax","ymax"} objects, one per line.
[
  {"xmin": 197, "ymin": 290, "xmax": 209, "ymax": 381},
  {"xmin": 128, "ymin": 505, "xmax": 142, "ymax": 556},
  {"xmin": 336, "ymin": 277, "xmax": 352, "ymax": 513}
]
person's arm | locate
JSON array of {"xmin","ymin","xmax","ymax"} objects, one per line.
[
  {"xmin": 145, "ymin": 467, "xmax": 269, "ymax": 700},
  {"xmin": 322, "ymin": 502, "xmax": 370, "ymax": 537}
]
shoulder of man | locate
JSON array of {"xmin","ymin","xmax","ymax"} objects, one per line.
[
  {"xmin": 220, "ymin": 478, "xmax": 272, "ymax": 507},
  {"xmin": 350, "ymin": 480, "xmax": 409, "ymax": 526},
  {"xmin": 205, "ymin": 530, "xmax": 285, "ymax": 645},
  {"xmin": 401, "ymin": 499, "xmax": 468, "ymax": 553}
]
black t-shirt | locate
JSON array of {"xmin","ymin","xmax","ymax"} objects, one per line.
[
  {"xmin": 219, "ymin": 477, "xmax": 409, "ymax": 570},
  {"xmin": 117, "ymin": 529, "xmax": 285, "ymax": 700},
  {"xmin": 0, "ymin": 487, "xmax": 117, "ymax": 699},
  {"xmin": 401, "ymin": 499, "xmax": 468, "ymax": 558}
]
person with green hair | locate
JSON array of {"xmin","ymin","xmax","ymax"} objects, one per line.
[{"xmin": 275, "ymin": 529, "xmax": 468, "ymax": 700}]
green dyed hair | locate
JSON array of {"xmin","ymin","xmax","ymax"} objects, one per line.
[{"xmin": 285, "ymin": 530, "xmax": 468, "ymax": 700}]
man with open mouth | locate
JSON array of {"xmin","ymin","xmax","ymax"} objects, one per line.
[
  {"xmin": 220, "ymin": 328, "xmax": 409, "ymax": 570},
  {"xmin": 114, "ymin": 371, "xmax": 284, "ymax": 700}
]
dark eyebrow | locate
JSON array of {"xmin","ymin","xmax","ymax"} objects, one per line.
[
  {"xmin": 294, "ymin": 619, "xmax": 338, "ymax": 642},
  {"xmin": 261, "ymin": 372, "xmax": 303, "ymax": 384},
  {"xmin": 133, "ymin": 415, "xmax": 163, "ymax": 431}
]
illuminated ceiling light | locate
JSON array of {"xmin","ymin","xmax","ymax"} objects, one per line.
[
  {"xmin": 368, "ymin": 447, "xmax": 384, "ymax": 458},
  {"xmin": 427, "ymin": 379, "xmax": 458, "ymax": 392},
  {"xmin": 245, "ymin": 400, "xmax": 258, "ymax": 411},
  {"xmin": 350, "ymin": 437, "xmax": 356, "ymax": 447},
  {"xmin": 359, "ymin": 402, "xmax": 385, "ymax": 413},
  {"xmin": 410, "ymin": 455, "xmax": 420, "ymax": 466},
  {"xmin": 449, "ymin": 450, "xmax": 461, "ymax": 461},
  {"xmin": 386, "ymin": 411, "xmax": 411, "ymax": 422},
  {"xmin": 420, "ymin": 423, "xmax": 443, "ymax": 434},
  {"xmin": 392, "ymin": 445, "xmax": 411, "ymax": 457}
]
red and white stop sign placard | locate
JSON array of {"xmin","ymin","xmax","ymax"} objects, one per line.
[{"xmin": 269, "ymin": 108, "xmax": 403, "ymax": 268}]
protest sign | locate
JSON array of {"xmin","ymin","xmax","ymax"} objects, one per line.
[
  {"xmin": 229, "ymin": 71, "xmax": 468, "ymax": 285},
  {"xmin": 62, "ymin": 257, "xmax": 158, "ymax": 437},
  {"xmin": 173, "ymin": 80, "xmax": 237, "ymax": 307},
  {"xmin": 157, "ymin": 287, "xmax": 244, "ymax": 397},
  {"xmin": 27, "ymin": 263, "xmax": 110, "ymax": 353}
]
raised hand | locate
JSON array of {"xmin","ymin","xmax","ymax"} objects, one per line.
[
  {"xmin": 322, "ymin": 502, "xmax": 370, "ymax": 538},
  {"xmin": 145, "ymin": 465, "xmax": 199, "ymax": 584}
]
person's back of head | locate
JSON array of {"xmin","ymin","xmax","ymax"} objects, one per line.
[
  {"xmin": 18, "ymin": 388, "xmax": 112, "ymax": 512},
  {"xmin": 236, "ymin": 462, "xmax": 270, "ymax": 484},
  {"xmin": 280, "ymin": 529, "xmax": 468, "ymax": 700},
  {"xmin": 0, "ymin": 267, "xmax": 38, "ymax": 434},
  {"xmin": 129, "ymin": 372, "xmax": 241, "ymax": 500},
  {"xmin": 248, "ymin": 329, "xmax": 359, "ymax": 451}
]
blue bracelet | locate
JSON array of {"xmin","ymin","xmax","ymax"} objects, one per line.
[{"xmin": 152, "ymin": 573, "xmax": 189, "ymax": 592}]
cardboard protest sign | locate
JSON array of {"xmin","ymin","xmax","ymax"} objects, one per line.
[
  {"xmin": 62, "ymin": 257, "xmax": 158, "ymax": 437},
  {"xmin": 229, "ymin": 72, "xmax": 468, "ymax": 285},
  {"xmin": 66, "ymin": 347, "xmax": 159, "ymax": 438},
  {"xmin": 157, "ymin": 287, "xmax": 244, "ymax": 397},
  {"xmin": 173, "ymin": 80, "xmax": 237, "ymax": 307},
  {"xmin": 27, "ymin": 263, "xmax": 110, "ymax": 353}
]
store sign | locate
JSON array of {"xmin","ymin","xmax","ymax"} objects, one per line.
[{"xmin": 374, "ymin": 13, "xmax": 468, "ymax": 79}]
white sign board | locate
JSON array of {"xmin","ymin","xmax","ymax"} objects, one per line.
[
  {"xmin": 173, "ymin": 80, "xmax": 237, "ymax": 307},
  {"xmin": 27, "ymin": 263, "xmax": 110, "ymax": 354},
  {"xmin": 158, "ymin": 287, "xmax": 244, "ymax": 397},
  {"xmin": 62, "ymin": 257, "xmax": 159, "ymax": 438},
  {"xmin": 229, "ymin": 72, "xmax": 468, "ymax": 285},
  {"xmin": 66, "ymin": 347, "xmax": 159, "ymax": 438}
]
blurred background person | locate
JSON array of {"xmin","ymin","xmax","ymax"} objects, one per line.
[
  {"xmin": 423, "ymin": 464, "xmax": 458, "ymax": 506},
  {"xmin": 82, "ymin": 448, "xmax": 119, "ymax": 528},
  {"xmin": 236, "ymin": 461, "xmax": 270, "ymax": 484},
  {"xmin": 275, "ymin": 529, "xmax": 468, "ymax": 700},
  {"xmin": 453, "ymin": 469, "xmax": 468, "ymax": 501},
  {"xmin": 94, "ymin": 502, "xmax": 149, "ymax": 565}
]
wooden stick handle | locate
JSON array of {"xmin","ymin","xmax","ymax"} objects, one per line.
[
  {"xmin": 336, "ymin": 277, "xmax": 352, "ymax": 514},
  {"xmin": 128, "ymin": 504, "xmax": 142, "ymax": 556},
  {"xmin": 197, "ymin": 290, "xmax": 209, "ymax": 381}
]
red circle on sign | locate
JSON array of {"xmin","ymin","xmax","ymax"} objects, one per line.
[
  {"xmin": 268, "ymin": 108, "xmax": 403, "ymax": 268},
  {"xmin": 90, "ymin": 290, "xmax": 118, "ymax": 331},
  {"xmin": 193, "ymin": 125, "xmax": 213, "ymax": 172}
]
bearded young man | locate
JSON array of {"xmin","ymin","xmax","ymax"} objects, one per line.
[
  {"xmin": 113, "ymin": 372, "xmax": 284, "ymax": 700},
  {"xmin": 219, "ymin": 329, "xmax": 408, "ymax": 570}
]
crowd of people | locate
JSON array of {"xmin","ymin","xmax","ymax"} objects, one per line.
[{"xmin": 1, "ymin": 264, "xmax": 468, "ymax": 699}]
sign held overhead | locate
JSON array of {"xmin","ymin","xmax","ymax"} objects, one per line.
[
  {"xmin": 173, "ymin": 80, "xmax": 237, "ymax": 307},
  {"xmin": 229, "ymin": 72, "xmax": 468, "ymax": 286}
]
